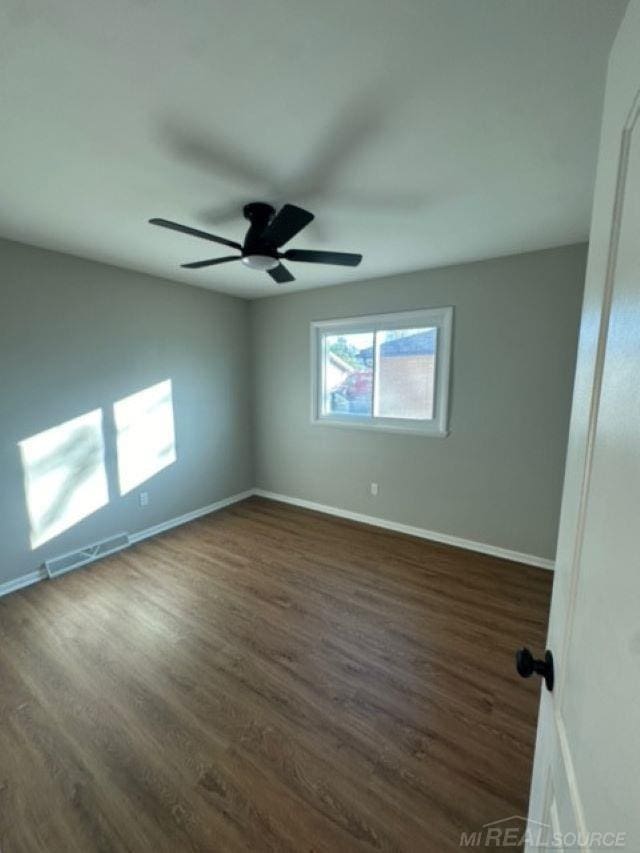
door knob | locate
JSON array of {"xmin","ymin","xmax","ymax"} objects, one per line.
[{"xmin": 515, "ymin": 648, "xmax": 554, "ymax": 691}]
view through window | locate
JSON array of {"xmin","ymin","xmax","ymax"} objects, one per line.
[{"xmin": 313, "ymin": 308, "xmax": 452, "ymax": 435}]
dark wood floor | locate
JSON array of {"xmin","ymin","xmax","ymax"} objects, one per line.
[{"xmin": 0, "ymin": 497, "xmax": 552, "ymax": 852}]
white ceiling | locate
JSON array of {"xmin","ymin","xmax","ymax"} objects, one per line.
[{"xmin": 0, "ymin": 0, "xmax": 627, "ymax": 298}]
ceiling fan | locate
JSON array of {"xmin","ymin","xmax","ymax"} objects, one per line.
[{"xmin": 149, "ymin": 202, "xmax": 362, "ymax": 283}]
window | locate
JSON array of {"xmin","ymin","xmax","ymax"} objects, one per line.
[{"xmin": 311, "ymin": 307, "xmax": 452, "ymax": 435}]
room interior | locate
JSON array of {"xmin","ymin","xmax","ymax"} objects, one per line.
[{"xmin": 0, "ymin": 1, "xmax": 631, "ymax": 851}]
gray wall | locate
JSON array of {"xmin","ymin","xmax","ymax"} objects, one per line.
[
  {"xmin": 251, "ymin": 244, "xmax": 587, "ymax": 561},
  {"xmin": 0, "ymin": 238, "xmax": 586, "ymax": 584},
  {"xmin": 0, "ymin": 238, "xmax": 253, "ymax": 585}
]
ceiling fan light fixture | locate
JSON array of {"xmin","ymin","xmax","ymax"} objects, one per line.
[{"xmin": 241, "ymin": 254, "xmax": 279, "ymax": 271}]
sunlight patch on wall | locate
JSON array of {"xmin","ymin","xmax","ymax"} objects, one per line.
[
  {"xmin": 114, "ymin": 379, "xmax": 176, "ymax": 495},
  {"xmin": 19, "ymin": 409, "xmax": 109, "ymax": 549}
]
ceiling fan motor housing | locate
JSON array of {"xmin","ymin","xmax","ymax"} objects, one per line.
[
  {"xmin": 243, "ymin": 201, "xmax": 275, "ymax": 225},
  {"xmin": 241, "ymin": 202, "xmax": 280, "ymax": 270},
  {"xmin": 243, "ymin": 202, "xmax": 277, "ymax": 257}
]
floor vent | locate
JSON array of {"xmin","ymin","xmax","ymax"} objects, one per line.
[{"xmin": 44, "ymin": 532, "xmax": 130, "ymax": 579}]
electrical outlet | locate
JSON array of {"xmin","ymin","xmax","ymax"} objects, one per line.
[
  {"xmin": 139, "ymin": 491, "xmax": 149, "ymax": 508},
  {"xmin": 370, "ymin": 482, "xmax": 379, "ymax": 496}
]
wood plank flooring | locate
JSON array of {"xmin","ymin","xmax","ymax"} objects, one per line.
[{"xmin": 0, "ymin": 497, "xmax": 552, "ymax": 852}]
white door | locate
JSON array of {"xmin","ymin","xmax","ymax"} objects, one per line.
[{"xmin": 527, "ymin": 1, "xmax": 640, "ymax": 851}]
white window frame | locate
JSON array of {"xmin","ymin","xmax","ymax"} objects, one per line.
[{"xmin": 310, "ymin": 307, "xmax": 453, "ymax": 436}]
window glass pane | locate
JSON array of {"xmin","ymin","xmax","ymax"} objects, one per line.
[
  {"xmin": 323, "ymin": 332, "xmax": 374, "ymax": 416},
  {"xmin": 374, "ymin": 327, "xmax": 437, "ymax": 419}
]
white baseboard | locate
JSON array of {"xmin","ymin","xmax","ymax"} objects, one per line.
[
  {"xmin": 128, "ymin": 489, "xmax": 255, "ymax": 545},
  {"xmin": 0, "ymin": 484, "xmax": 553, "ymax": 600},
  {"xmin": 0, "ymin": 489, "xmax": 254, "ymax": 600},
  {"xmin": 252, "ymin": 488, "xmax": 555, "ymax": 571},
  {"xmin": 0, "ymin": 568, "xmax": 48, "ymax": 599}
]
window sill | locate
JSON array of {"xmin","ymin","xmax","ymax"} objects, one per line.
[{"xmin": 311, "ymin": 417, "xmax": 450, "ymax": 437}]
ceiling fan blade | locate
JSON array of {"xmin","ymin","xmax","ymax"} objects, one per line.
[
  {"xmin": 268, "ymin": 263, "xmax": 295, "ymax": 284},
  {"xmin": 181, "ymin": 256, "xmax": 242, "ymax": 269},
  {"xmin": 149, "ymin": 218, "xmax": 242, "ymax": 250},
  {"xmin": 283, "ymin": 249, "xmax": 362, "ymax": 267},
  {"xmin": 260, "ymin": 204, "xmax": 314, "ymax": 247}
]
